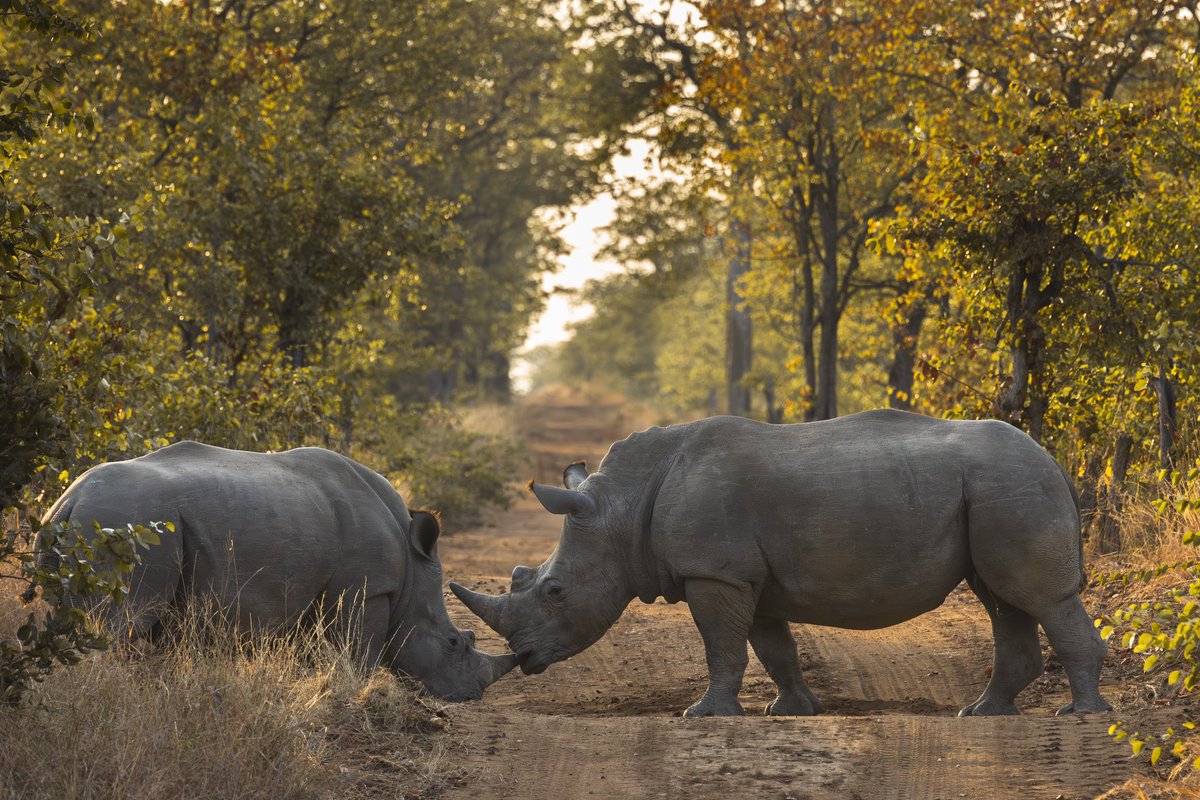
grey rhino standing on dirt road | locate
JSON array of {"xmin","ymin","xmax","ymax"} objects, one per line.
[
  {"xmin": 36, "ymin": 441, "xmax": 516, "ymax": 701},
  {"xmin": 452, "ymin": 409, "xmax": 1112, "ymax": 717}
]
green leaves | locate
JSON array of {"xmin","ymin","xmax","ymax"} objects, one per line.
[
  {"xmin": 1099, "ymin": 480, "xmax": 1200, "ymax": 771},
  {"xmin": 2, "ymin": 518, "xmax": 169, "ymax": 703}
]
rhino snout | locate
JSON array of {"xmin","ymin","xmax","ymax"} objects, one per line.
[
  {"xmin": 515, "ymin": 648, "xmax": 550, "ymax": 675},
  {"xmin": 422, "ymin": 648, "xmax": 517, "ymax": 702}
]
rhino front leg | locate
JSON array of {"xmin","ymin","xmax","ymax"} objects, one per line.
[
  {"xmin": 749, "ymin": 616, "xmax": 823, "ymax": 716},
  {"xmin": 683, "ymin": 578, "xmax": 755, "ymax": 717}
]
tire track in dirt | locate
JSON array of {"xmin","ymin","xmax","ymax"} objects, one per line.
[
  {"xmin": 438, "ymin": 391, "xmax": 1148, "ymax": 799},
  {"xmin": 795, "ymin": 590, "xmax": 990, "ymax": 715}
]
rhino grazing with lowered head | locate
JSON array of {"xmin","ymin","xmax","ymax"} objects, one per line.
[
  {"xmin": 452, "ymin": 409, "xmax": 1112, "ymax": 717},
  {"xmin": 38, "ymin": 441, "xmax": 516, "ymax": 701}
]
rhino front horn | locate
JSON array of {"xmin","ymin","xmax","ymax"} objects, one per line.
[
  {"xmin": 484, "ymin": 652, "xmax": 519, "ymax": 685},
  {"xmin": 451, "ymin": 582, "xmax": 512, "ymax": 637}
]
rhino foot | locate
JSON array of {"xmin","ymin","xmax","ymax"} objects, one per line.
[
  {"xmin": 765, "ymin": 692, "xmax": 821, "ymax": 717},
  {"xmin": 1055, "ymin": 699, "xmax": 1113, "ymax": 716},
  {"xmin": 684, "ymin": 694, "xmax": 744, "ymax": 717},
  {"xmin": 958, "ymin": 698, "xmax": 1020, "ymax": 717}
]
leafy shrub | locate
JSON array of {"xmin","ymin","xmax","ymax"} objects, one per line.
[
  {"xmin": 375, "ymin": 405, "xmax": 519, "ymax": 527},
  {"xmin": 2, "ymin": 518, "xmax": 162, "ymax": 702}
]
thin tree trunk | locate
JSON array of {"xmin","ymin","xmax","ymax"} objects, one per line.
[
  {"xmin": 887, "ymin": 298, "xmax": 928, "ymax": 410},
  {"xmin": 997, "ymin": 264, "xmax": 1049, "ymax": 441},
  {"xmin": 763, "ymin": 377, "xmax": 782, "ymax": 424},
  {"xmin": 788, "ymin": 193, "xmax": 817, "ymax": 421},
  {"xmin": 812, "ymin": 94, "xmax": 839, "ymax": 421},
  {"xmin": 726, "ymin": 217, "xmax": 752, "ymax": 417},
  {"xmin": 1153, "ymin": 365, "xmax": 1177, "ymax": 469},
  {"xmin": 1095, "ymin": 432, "xmax": 1134, "ymax": 554}
]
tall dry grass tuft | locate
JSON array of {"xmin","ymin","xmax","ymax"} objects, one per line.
[
  {"xmin": 0, "ymin": 593, "xmax": 460, "ymax": 800},
  {"xmin": 1090, "ymin": 472, "xmax": 1200, "ymax": 571}
]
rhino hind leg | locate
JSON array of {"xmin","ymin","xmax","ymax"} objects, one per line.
[
  {"xmin": 1036, "ymin": 594, "xmax": 1112, "ymax": 715},
  {"xmin": 682, "ymin": 578, "xmax": 755, "ymax": 717},
  {"xmin": 959, "ymin": 575, "xmax": 1043, "ymax": 717},
  {"xmin": 749, "ymin": 616, "xmax": 822, "ymax": 716}
]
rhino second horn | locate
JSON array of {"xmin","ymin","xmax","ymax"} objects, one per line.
[
  {"xmin": 529, "ymin": 482, "xmax": 597, "ymax": 516},
  {"xmin": 450, "ymin": 582, "xmax": 511, "ymax": 637}
]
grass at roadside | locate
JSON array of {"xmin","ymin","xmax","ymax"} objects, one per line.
[{"xmin": 0, "ymin": 589, "xmax": 462, "ymax": 800}]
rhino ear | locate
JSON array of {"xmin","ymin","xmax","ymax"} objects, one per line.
[
  {"xmin": 562, "ymin": 461, "xmax": 589, "ymax": 490},
  {"xmin": 410, "ymin": 510, "xmax": 441, "ymax": 560},
  {"xmin": 529, "ymin": 481, "xmax": 596, "ymax": 516}
]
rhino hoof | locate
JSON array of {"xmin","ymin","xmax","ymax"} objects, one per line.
[
  {"xmin": 683, "ymin": 696, "xmax": 744, "ymax": 717},
  {"xmin": 1055, "ymin": 699, "xmax": 1113, "ymax": 715},
  {"xmin": 765, "ymin": 694, "xmax": 820, "ymax": 716},
  {"xmin": 958, "ymin": 699, "xmax": 1020, "ymax": 717}
]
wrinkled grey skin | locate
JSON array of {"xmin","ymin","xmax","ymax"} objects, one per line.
[
  {"xmin": 452, "ymin": 409, "xmax": 1111, "ymax": 717},
  {"xmin": 41, "ymin": 441, "xmax": 516, "ymax": 701}
]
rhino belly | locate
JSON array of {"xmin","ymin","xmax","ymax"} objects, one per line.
[
  {"xmin": 181, "ymin": 524, "xmax": 336, "ymax": 633},
  {"xmin": 754, "ymin": 526, "xmax": 972, "ymax": 630}
]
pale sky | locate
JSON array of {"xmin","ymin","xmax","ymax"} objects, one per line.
[
  {"xmin": 511, "ymin": 142, "xmax": 651, "ymax": 390},
  {"xmin": 524, "ymin": 191, "xmax": 622, "ymax": 350}
]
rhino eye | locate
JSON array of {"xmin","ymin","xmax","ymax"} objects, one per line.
[
  {"xmin": 447, "ymin": 635, "xmax": 460, "ymax": 649},
  {"xmin": 545, "ymin": 585, "xmax": 565, "ymax": 600}
]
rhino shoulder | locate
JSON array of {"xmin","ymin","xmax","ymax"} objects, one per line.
[{"xmin": 331, "ymin": 456, "xmax": 414, "ymax": 535}]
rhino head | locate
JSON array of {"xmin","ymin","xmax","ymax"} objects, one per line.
[
  {"xmin": 390, "ymin": 511, "xmax": 518, "ymax": 700},
  {"xmin": 450, "ymin": 463, "xmax": 635, "ymax": 676}
]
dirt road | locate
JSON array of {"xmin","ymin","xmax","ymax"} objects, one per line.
[{"xmin": 439, "ymin": 394, "xmax": 1152, "ymax": 800}]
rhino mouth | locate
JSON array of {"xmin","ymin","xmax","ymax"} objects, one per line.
[{"xmin": 516, "ymin": 649, "xmax": 549, "ymax": 675}]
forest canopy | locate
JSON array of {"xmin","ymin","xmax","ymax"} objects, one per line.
[
  {"xmin": 4, "ymin": 0, "xmax": 1200, "ymax": 544},
  {"xmin": 0, "ymin": 0, "xmax": 636, "ymax": 517}
]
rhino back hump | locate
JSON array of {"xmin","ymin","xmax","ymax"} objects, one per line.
[{"xmin": 65, "ymin": 442, "xmax": 408, "ymax": 628}]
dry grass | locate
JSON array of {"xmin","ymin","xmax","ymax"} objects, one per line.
[{"xmin": 0, "ymin": 591, "xmax": 461, "ymax": 800}]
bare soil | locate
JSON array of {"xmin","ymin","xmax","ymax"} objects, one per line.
[{"xmin": 438, "ymin": 393, "xmax": 1170, "ymax": 800}]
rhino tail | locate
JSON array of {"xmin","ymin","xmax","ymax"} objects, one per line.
[{"xmin": 1056, "ymin": 463, "xmax": 1087, "ymax": 594}]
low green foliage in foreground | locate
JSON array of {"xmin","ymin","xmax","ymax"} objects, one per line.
[
  {"xmin": 0, "ymin": 519, "xmax": 161, "ymax": 703},
  {"xmin": 1097, "ymin": 469, "xmax": 1200, "ymax": 776}
]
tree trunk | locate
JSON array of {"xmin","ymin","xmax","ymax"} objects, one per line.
[
  {"xmin": 278, "ymin": 289, "xmax": 309, "ymax": 369},
  {"xmin": 726, "ymin": 216, "xmax": 752, "ymax": 417},
  {"xmin": 812, "ymin": 95, "xmax": 840, "ymax": 421},
  {"xmin": 763, "ymin": 377, "xmax": 782, "ymax": 424},
  {"xmin": 1094, "ymin": 432, "xmax": 1134, "ymax": 554},
  {"xmin": 997, "ymin": 264, "xmax": 1049, "ymax": 441},
  {"xmin": 789, "ymin": 201, "xmax": 817, "ymax": 421},
  {"xmin": 887, "ymin": 298, "xmax": 928, "ymax": 411},
  {"xmin": 1153, "ymin": 364, "xmax": 1177, "ymax": 469}
]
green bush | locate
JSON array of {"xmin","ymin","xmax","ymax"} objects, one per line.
[
  {"xmin": 2, "ymin": 518, "xmax": 163, "ymax": 703},
  {"xmin": 376, "ymin": 405, "xmax": 519, "ymax": 527}
]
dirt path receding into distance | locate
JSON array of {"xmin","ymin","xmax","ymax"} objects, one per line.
[{"xmin": 437, "ymin": 393, "xmax": 1154, "ymax": 800}]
